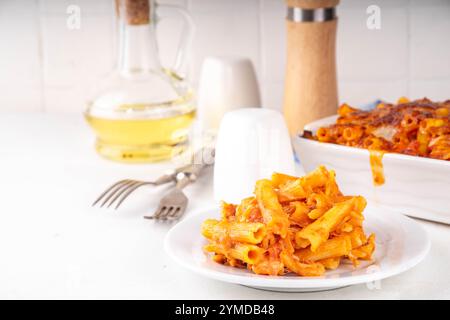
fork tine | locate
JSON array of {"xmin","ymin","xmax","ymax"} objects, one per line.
[
  {"xmin": 151, "ymin": 205, "xmax": 170, "ymax": 220},
  {"xmin": 171, "ymin": 207, "xmax": 185, "ymax": 220},
  {"xmin": 92, "ymin": 180, "xmax": 130, "ymax": 206},
  {"xmin": 161, "ymin": 207, "xmax": 176, "ymax": 220},
  {"xmin": 100, "ymin": 180, "xmax": 136, "ymax": 208},
  {"xmin": 175, "ymin": 207, "xmax": 185, "ymax": 218},
  {"xmin": 105, "ymin": 180, "xmax": 141, "ymax": 208},
  {"xmin": 143, "ymin": 206, "xmax": 162, "ymax": 220},
  {"xmin": 156, "ymin": 206, "xmax": 169, "ymax": 219},
  {"xmin": 144, "ymin": 206, "xmax": 185, "ymax": 221},
  {"xmin": 168, "ymin": 207, "xmax": 180, "ymax": 218},
  {"xmin": 113, "ymin": 182, "xmax": 149, "ymax": 210},
  {"xmin": 162, "ymin": 207, "xmax": 179, "ymax": 221},
  {"xmin": 143, "ymin": 175, "xmax": 190, "ymax": 221},
  {"xmin": 106, "ymin": 181, "xmax": 141, "ymax": 208}
]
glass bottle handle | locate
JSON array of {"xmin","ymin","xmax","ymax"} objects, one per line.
[{"xmin": 155, "ymin": 4, "xmax": 195, "ymax": 79}]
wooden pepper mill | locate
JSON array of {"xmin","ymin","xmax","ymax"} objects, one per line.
[{"xmin": 283, "ymin": 0, "xmax": 339, "ymax": 136}]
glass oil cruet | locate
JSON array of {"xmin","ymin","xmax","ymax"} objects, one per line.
[{"xmin": 85, "ymin": 0, "xmax": 195, "ymax": 163}]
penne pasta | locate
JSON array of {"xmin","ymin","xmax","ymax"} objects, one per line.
[
  {"xmin": 271, "ymin": 172, "xmax": 297, "ymax": 188},
  {"xmin": 255, "ymin": 179, "xmax": 290, "ymax": 237},
  {"xmin": 277, "ymin": 178, "xmax": 308, "ymax": 201},
  {"xmin": 307, "ymin": 207, "xmax": 328, "ymax": 220},
  {"xmin": 228, "ymin": 222, "xmax": 266, "ymax": 244},
  {"xmin": 201, "ymin": 219, "xmax": 266, "ymax": 244},
  {"xmin": 288, "ymin": 202, "xmax": 312, "ymax": 227},
  {"xmin": 429, "ymin": 134, "xmax": 450, "ymax": 160},
  {"xmin": 342, "ymin": 126, "xmax": 363, "ymax": 142},
  {"xmin": 229, "ymin": 243, "xmax": 265, "ymax": 265},
  {"xmin": 251, "ymin": 259, "xmax": 284, "ymax": 276},
  {"xmin": 397, "ymin": 96, "xmax": 410, "ymax": 104},
  {"xmin": 303, "ymin": 166, "xmax": 330, "ymax": 189},
  {"xmin": 280, "ymin": 252, "xmax": 325, "ymax": 277},
  {"xmin": 307, "ymin": 192, "xmax": 329, "ymax": 209},
  {"xmin": 348, "ymin": 234, "xmax": 376, "ymax": 266},
  {"xmin": 201, "ymin": 219, "xmax": 226, "ymax": 240},
  {"xmin": 318, "ymin": 257, "xmax": 341, "ymax": 270},
  {"xmin": 203, "ymin": 243, "xmax": 226, "ymax": 255},
  {"xmin": 401, "ymin": 113, "xmax": 419, "ymax": 131},
  {"xmin": 220, "ymin": 201, "xmax": 237, "ymax": 221},
  {"xmin": 295, "ymin": 197, "xmax": 365, "ymax": 252},
  {"xmin": 336, "ymin": 222, "xmax": 353, "ymax": 233},
  {"xmin": 235, "ymin": 197, "xmax": 261, "ymax": 223},
  {"xmin": 309, "ymin": 98, "xmax": 450, "ymax": 169},
  {"xmin": 201, "ymin": 166, "xmax": 375, "ymax": 277},
  {"xmin": 295, "ymin": 235, "xmax": 352, "ymax": 262},
  {"xmin": 338, "ymin": 103, "xmax": 358, "ymax": 116},
  {"xmin": 346, "ymin": 227, "xmax": 367, "ymax": 248},
  {"xmin": 317, "ymin": 127, "xmax": 333, "ymax": 142}
]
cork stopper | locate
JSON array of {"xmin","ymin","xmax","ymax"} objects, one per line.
[{"xmin": 116, "ymin": 0, "xmax": 151, "ymax": 25}]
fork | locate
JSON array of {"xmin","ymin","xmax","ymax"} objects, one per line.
[
  {"xmin": 92, "ymin": 164, "xmax": 193, "ymax": 209},
  {"xmin": 92, "ymin": 174, "xmax": 173, "ymax": 210},
  {"xmin": 144, "ymin": 150, "xmax": 213, "ymax": 221},
  {"xmin": 92, "ymin": 147, "xmax": 214, "ymax": 209}
]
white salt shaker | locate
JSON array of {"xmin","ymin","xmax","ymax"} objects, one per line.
[
  {"xmin": 197, "ymin": 56, "xmax": 261, "ymax": 136},
  {"xmin": 214, "ymin": 108, "xmax": 296, "ymax": 204}
]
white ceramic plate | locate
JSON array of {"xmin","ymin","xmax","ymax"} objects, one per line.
[
  {"xmin": 293, "ymin": 115, "xmax": 450, "ymax": 224},
  {"xmin": 164, "ymin": 206, "xmax": 430, "ymax": 292}
]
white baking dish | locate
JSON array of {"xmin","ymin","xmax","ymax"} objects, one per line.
[{"xmin": 293, "ymin": 115, "xmax": 450, "ymax": 224}]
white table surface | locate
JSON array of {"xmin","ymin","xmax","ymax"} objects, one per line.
[{"xmin": 1, "ymin": 113, "xmax": 449, "ymax": 299}]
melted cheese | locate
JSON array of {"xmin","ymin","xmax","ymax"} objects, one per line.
[{"xmin": 369, "ymin": 150, "xmax": 385, "ymax": 186}]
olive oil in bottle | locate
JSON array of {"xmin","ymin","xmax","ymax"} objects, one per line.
[
  {"xmin": 85, "ymin": 0, "xmax": 195, "ymax": 162},
  {"xmin": 85, "ymin": 106, "xmax": 195, "ymax": 162}
]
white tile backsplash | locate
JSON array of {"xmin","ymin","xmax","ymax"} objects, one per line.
[
  {"xmin": 188, "ymin": 0, "xmax": 258, "ymax": 14},
  {"xmin": 410, "ymin": 0, "xmax": 450, "ymax": 80},
  {"xmin": 41, "ymin": 15, "xmax": 114, "ymax": 87},
  {"xmin": 339, "ymin": 79, "xmax": 408, "ymax": 106},
  {"xmin": 43, "ymin": 86, "xmax": 90, "ymax": 114},
  {"xmin": 39, "ymin": 0, "xmax": 115, "ymax": 112},
  {"xmin": 410, "ymin": 80, "xmax": 450, "ymax": 102},
  {"xmin": 0, "ymin": 0, "xmax": 448, "ymax": 113},
  {"xmin": 188, "ymin": 0, "xmax": 261, "ymax": 87},
  {"xmin": 0, "ymin": 0, "xmax": 42, "ymax": 112},
  {"xmin": 261, "ymin": 81, "xmax": 284, "ymax": 110},
  {"xmin": 337, "ymin": 2, "xmax": 409, "ymax": 81},
  {"xmin": 39, "ymin": 0, "xmax": 113, "ymax": 14},
  {"xmin": 261, "ymin": 0, "xmax": 286, "ymax": 83},
  {"xmin": 410, "ymin": 0, "xmax": 450, "ymax": 8}
]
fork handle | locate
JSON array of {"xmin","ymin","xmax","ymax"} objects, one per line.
[
  {"xmin": 174, "ymin": 155, "xmax": 211, "ymax": 189},
  {"xmin": 175, "ymin": 174, "xmax": 193, "ymax": 190},
  {"xmin": 153, "ymin": 172, "xmax": 178, "ymax": 185},
  {"xmin": 153, "ymin": 148, "xmax": 214, "ymax": 185},
  {"xmin": 152, "ymin": 163, "xmax": 193, "ymax": 185}
]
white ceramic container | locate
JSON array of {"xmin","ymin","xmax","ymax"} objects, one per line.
[
  {"xmin": 197, "ymin": 56, "xmax": 261, "ymax": 134},
  {"xmin": 214, "ymin": 108, "xmax": 296, "ymax": 204}
]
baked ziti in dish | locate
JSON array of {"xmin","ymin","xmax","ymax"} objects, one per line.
[
  {"xmin": 308, "ymin": 97, "xmax": 450, "ymax": 161},
  {"xmin": 201, "ymin": 166, "xmax": 375, "ymax": 277}
]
